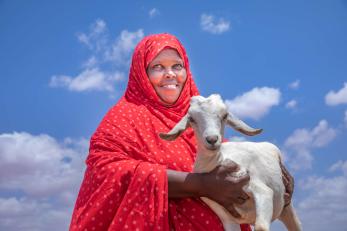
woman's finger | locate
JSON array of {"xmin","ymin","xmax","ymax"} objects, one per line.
[
  {"xmin": 240, "ymin": 192, "xmax": 250, "ymax": 200},
  {"xmin": 224, "ymin": 160, "xmax": 240, "ymax": 172},
  {"xmin": 238, "ymin": 174, "xmax": 250, "ymax": 186},
  {"xmin": 234, "ymin": 197, "xmax": 245, "ymax": 205},
  {"xmin": 226, "ymin": 204, "xmax": 241, "ymax": 218}
]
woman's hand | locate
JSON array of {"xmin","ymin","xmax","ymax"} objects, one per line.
[
  {"xmin": 200, "ymin": 160, "xmax": 250, "ymax": 218},
  {"xmin": 280, "ymin": 162, "xmax": 294, "ymax": 207}
]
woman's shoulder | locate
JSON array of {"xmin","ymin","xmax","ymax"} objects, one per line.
[
  {"xmin": 93, "ymin": 97, "xmax": 147, "ymax": 137},
  {"xmin": 109, "ymin": 97, "xmax": 148, "ymax": 117},
  {"xmin": 97, "ymin": 97, "xmax": 150, "ymax": 129}
]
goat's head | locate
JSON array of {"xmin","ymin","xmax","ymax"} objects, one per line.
[{"xmin": 159, "ymin": 94, "xmax": 262, "ymax": 151}]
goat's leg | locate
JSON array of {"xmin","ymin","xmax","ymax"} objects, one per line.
[
  {"xmin": 278, "ymin": 204, "xmax": 302, "ymax": 231},
  {"xmin": 201, "ymin": 197, "xmax": 241, "ymax": 231},
  {"xmin": 250, "ymin": 181, "xmax": 273, "ymax": 231}
]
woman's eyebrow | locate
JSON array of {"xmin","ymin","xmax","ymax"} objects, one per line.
[
  {"xmin": 174, "ymin": 58, "xmax": 184, "ymax": 64},
  {"xmin": 150, "ymin": 58, "xmax": 183, "ymax": 65}
]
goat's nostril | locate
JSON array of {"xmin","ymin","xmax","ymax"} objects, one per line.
[{"xmin": 206, "ymin": 135, "xmax": 218, "ymax": 145}]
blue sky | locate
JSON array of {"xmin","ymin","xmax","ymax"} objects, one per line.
[{"xmin": 1, "ymin": 1, "xmax": 347, "ymax": 230}]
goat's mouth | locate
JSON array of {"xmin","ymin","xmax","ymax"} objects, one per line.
[{"xmin": 205, "ymin": 144, "xmax": 220, "ymax": 151}]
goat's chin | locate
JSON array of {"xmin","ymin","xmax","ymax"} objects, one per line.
[{"xmin": 205, "ymin": 144, "xmax": 221, "ymax": 151}]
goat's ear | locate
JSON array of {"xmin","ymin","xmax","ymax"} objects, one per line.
[
  {"xmin": 226, "ymin": 112, "xmax": 263, "ymax": 136},
  {"xmin": 159, "ymin": 114, "xmax": 190, "ymax": 141}
]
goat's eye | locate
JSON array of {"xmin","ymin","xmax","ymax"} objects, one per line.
[
  {"xmin": 223, "ymin": 114, "xmax": 228, "ymax": 120},
  {"xmin": 189, "ymin": 117, "xmax": 195, "ymax": 123}
]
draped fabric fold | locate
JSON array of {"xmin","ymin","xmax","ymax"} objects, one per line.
[{"xmin": 69, "ymin": 33, "xmax": 251, "ymax": 231}]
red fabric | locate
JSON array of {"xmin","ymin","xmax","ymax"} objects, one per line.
[{"xmin": 70, "ymin": 33, "xmax": 251, "ymax": 231}]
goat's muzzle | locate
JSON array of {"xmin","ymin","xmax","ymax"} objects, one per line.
[
  {"xmin": 205, "ymin": 135, "xmax": 221, "ymax": 150},
  {"xmin": 206, "ymin": 135, "xmax": 218, "ymax": 145}
]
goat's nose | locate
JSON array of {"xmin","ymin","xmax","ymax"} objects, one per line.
[{"xmin": 206, "ymin": 135, "xmax": 218, "ymax": 145}]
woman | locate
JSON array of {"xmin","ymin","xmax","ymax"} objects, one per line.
[{"xmin": 69, "ymin": 33, "xmax": 293, "ymax": 231}]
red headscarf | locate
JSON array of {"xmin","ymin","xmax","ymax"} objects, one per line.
[{"xmin": 69, "ymin": 33, "xmax": 250, "ymax": 231}]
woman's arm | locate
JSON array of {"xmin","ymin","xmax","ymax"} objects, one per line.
[
  {"xmin": 168, "ymin": 161, "xmax": 295, "ymax": 219},
  {"xmin": 167, "ymin": 169, "xmax": 202, "ymax": 197},
  {"xmin": 167, "ymin": 160, "xmax": 250, "ymax": 218}
]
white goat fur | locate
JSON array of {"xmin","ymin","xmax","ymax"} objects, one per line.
[{"xmin": 160, "ymin": 94, "xmax": 302, "ymax": 231}]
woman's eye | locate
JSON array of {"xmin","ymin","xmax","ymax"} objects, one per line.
[
  {"xmin": 152, "ymin": 64, "xmax": 163, "ymax": 71},
  {"xmin": 173, "ymin": 64, "xmax": 184, "ymax": 70}
]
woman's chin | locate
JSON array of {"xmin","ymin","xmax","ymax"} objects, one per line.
[
  {"xmin": 156, "ymin": 90, "xmax": 181, "ymax": 105},
  {"xmin": 159, "ymin": 95, "xmax": 180, "ymax": 105}
]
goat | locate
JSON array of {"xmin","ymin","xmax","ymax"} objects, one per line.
[{"xmin": 159, "ymin": 94, "xmax": 302, "ymax": 231}]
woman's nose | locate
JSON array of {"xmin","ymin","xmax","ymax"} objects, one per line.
[{"xmin": 164, "ymin": 68, "xmax": 175, "ymax": 78}]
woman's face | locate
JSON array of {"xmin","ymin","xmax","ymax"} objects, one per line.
[{"xmin": 147, "ymin": 49, "xmax": 187, "ymax": 105}]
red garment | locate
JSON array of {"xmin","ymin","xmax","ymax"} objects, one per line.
[{"xmin": 70, "ymin": 33, "xmax": 251, "ymax": 231}]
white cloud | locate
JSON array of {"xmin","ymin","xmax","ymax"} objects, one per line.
[
  {"xmin": 0, "ymin": 197, "xmax": 71, "ymax": 231},
  {"xmin": 50, "ymin": 68, "xmax": 124, "ymax": 92},
  {"xmin": 0, "ymin": 132, "xmax": 88, "ymax": 231},
  {"xmin": 284, "ymin": 120, "xmax": 337, "ymax": 170},
  {"xmin": 311, "ymin": 120, "xmax": 337, "ymax": 147},
  {"xmin": 286, "ymin": 99, "xmax": 297, "ymax": 109},
  {"xmin": 225, "ymin": 87, "xmax": 281, "ymax": 120},
  {"xmin": 329, "ymin": 160, "xmax": 347, "ymax": 175},
  {"xmin": 200, "ymin": 14, "xmax": 230, "ymax": 34},
  {"xmin": 92, "ymin": 19, "xmax": 106, "ymax": 33},
  {"xmin": 82, "ymin": 56, "xmax": 98, "ymax": 68},
  {"xmin": 289, "ymin": 80, "xmax": 300, "ymax": 89},
  {"xmin": 325, "ymin": 82, "xmax": 347, "ymax": 106},
  {"xmin": 149, "ymin": 8, "xmax": 159, "ymax": 18},
  {"xmin": 296, "ymin": 161, "xmax": 347, "ymax": 230},
  {"xmin": 51, "ymin": 19, "xmax": 144, "ymax": 95},
  {"xmin": 77, "ymin": 33, "xmax": 90, "ymax": 47},
  {"xmin": 76, "ymin": 20, "xmax": 143, "ymax": 65},
  {"xmin": 77, "ymin": 19, "xmax": 107, "ymax": 52},
  {"xmin": 104, "ymin": 29, "xmax": 144, "ymax": 65}
]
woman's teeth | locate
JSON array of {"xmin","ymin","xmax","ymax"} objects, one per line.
[{"xmin": 162, "ymin": 84, "xmax": 177, "ymax": 89}]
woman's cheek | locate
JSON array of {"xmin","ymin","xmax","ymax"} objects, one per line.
[
  {"xmin": 148, "ymin": 74, "xmax": 162, "ymax": 85},
  {"xmin": 177, "ymin": 70, "xmax": 187, "ymax": 83}
]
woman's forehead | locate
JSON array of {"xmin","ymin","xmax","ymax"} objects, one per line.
[
  {"xmin": 149, "ymin": 48, "xmax": 182, "ymax": 64},
  {"xmin": 143, "ymin": 36, "xmax": 185, "ymax": 67}
]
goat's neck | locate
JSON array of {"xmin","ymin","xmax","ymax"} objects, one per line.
[{"xmin": 193, "ymin": 145, "xmax": 223, "ymax": 173}]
